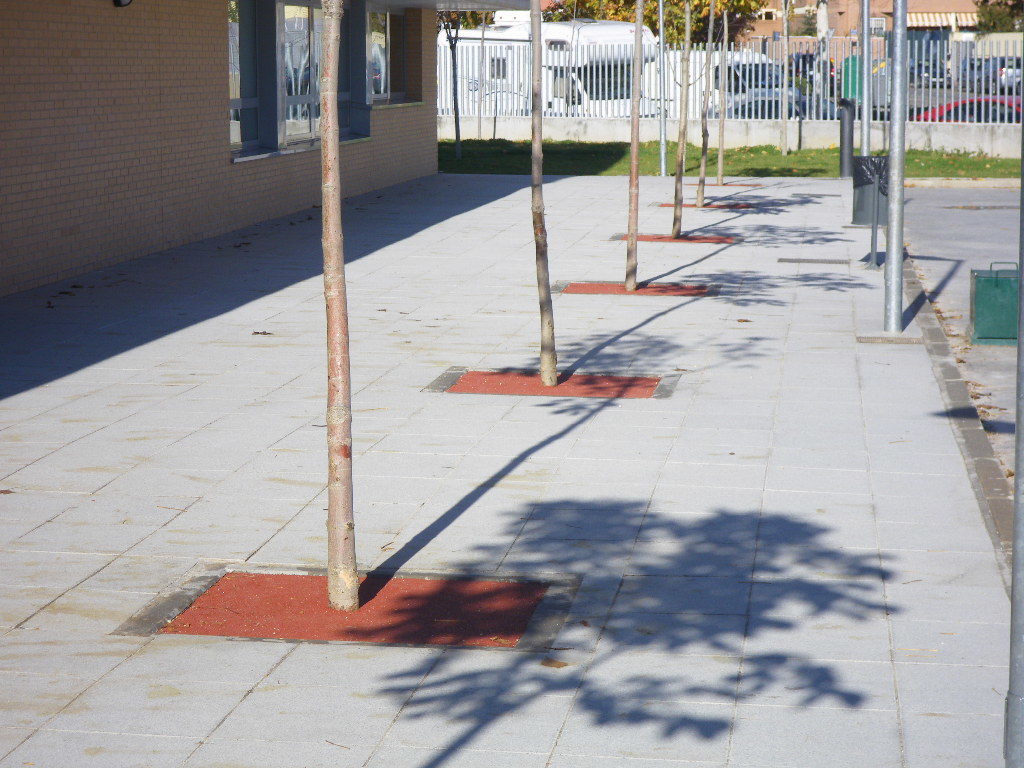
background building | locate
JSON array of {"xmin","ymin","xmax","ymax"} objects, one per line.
[{"xmin": 0, "ymin": 0, "xmax": 516, "ymax": 297}]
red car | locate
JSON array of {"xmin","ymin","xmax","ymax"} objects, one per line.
[{"xmin": 913, "ymin": 96, "xmax": 1021, "ymax": 123}]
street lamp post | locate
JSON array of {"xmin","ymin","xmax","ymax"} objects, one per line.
[
  {"xmin": 859, "ymin": 0, "xmax": 871, "ymax": 153},
  {"xmin": 883, "ymin": 0, "xmax": 907, "ymax": 333}
]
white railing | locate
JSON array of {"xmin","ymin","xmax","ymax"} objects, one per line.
[{"xmin": 437, "ymin": 37, "xmax": 1023, "ymax": 125}]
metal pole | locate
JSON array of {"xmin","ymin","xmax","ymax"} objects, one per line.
[
  {"xmin": 883, "ymin": 0, "xmax": 907, "ymax": 333},
  {"xmin": 869, "ymin": 173, "xmax": 879, "ymax": 268},
  {"xmin": 477, "ymin": 23, "xmax": 486, "ymax": 140},
  {"xmin": 658, "ymin": 0, "xmax": 667, "ymax": 176},
  {"xmin": 860, "ymin": 0, "xmax": 871, "ymax": 153},
  {"xmin": 1004, "ymin": 28, "xmax": 1024, "ymax": 766}
]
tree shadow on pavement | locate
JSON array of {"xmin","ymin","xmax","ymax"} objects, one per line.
[
  {"xmin": 381, "ymin": 264, "xmax": 872, "ymax": 577},
  {"xmin": 361, "ymin": 498, "xmax": 896, "ymax": 767},
  {"xmin": 0, "ymin": 175, "xmax": 534, "ymax": 400}
]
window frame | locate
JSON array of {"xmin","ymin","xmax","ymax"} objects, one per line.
[
  {"xmin": 280, "ymin": 0, "xmax": 322, "ymax": 145},
  {"xmin": 367, "ymin": 9, "xmax": 407, "ymax": 104},
  {"xmin": 229, "ymin": 0, "xmax": 261, "ymax": 151}
]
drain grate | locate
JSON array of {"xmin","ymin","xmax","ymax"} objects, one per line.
[{"xmin": 778, "ymin": 258, "xmax": 849, "ymax": 264}]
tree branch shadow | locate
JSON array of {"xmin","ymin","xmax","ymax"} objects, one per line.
[{"xmin": 358, "ymin": 498, "xmax": 897, "ymax": 767}]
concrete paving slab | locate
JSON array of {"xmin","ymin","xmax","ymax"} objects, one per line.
[
  {"xmin": 0, "ymin": 174, "xmax": 1013, "ymax": 768},
  {"xmin": 0, "ymin": 730, "xmax": 199, "ymax": 768}
]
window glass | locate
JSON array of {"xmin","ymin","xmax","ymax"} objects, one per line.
[
  {"xmin": 369, "ymin": 12, "xmax": 388, "ymax": 97},
  {"xmin": 577, "ymin": 63, "xmax": 631, "ymax": 101},
  {"xmin": 283, "ymin": 4, "xmax": 319, "ymax": 140},
  {"xmin": 229, "ymin": 0, "xmax": 259, "ymax": 149}
]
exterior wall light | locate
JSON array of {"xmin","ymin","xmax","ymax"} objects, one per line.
[{"xmin": 113, "ymin": 0, "xmax": 133, "ymax": 6}]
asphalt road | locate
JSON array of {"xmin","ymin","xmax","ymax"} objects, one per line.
[{"xmin": 903, "ymin": 186, "xmax": 1020, "ymax": 471}]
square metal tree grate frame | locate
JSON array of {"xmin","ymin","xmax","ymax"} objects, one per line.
[{"xmin": 114, "ymin": 562, "xmax": 580, "ymax": 652}]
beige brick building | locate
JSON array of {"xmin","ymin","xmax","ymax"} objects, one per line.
[
  {"xmin": 0, "ymin": 0, "xmax": 456, "ymax": 296},
  {"xmin": 748, "ymin": 0, "xmax": 978, "ymax": 38}
]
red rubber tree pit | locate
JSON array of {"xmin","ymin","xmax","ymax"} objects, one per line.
[{"xmin": 162, "ymin": 573, "xmax": 548, "ymax": 647}]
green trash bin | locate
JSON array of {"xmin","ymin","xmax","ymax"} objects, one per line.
[
  {"xmin": 841, "ymin": 56, "xmax": 862, "ymax": 100},
  {"xmin": 969, "ymin": 261, "xmax": 1020, "ymax": 345}
]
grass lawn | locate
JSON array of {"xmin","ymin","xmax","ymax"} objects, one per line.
[{"xmin": 439, "ymin": 139, "xmax": 1021, "ymax": 178}]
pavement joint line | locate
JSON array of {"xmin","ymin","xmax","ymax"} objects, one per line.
[
  {"xmin": 903, "ymin": 254, "xmax": 1014, "ymax": 590},
  {"xmin": 113, "ymin": 562, "xmax": 581, "ymax": 652},
  {"xmin": 779, "ymin": 258, "xmax": 851, "ymax": 265}
]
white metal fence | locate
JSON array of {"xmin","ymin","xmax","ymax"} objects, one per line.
[{"xmin": 437, "ymin": 37, "xmax": 1023, "ymax": 125}]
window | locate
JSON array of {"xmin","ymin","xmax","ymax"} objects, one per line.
[
  {"xmin": 282, "ymin": 3, "xmax": 323, "ymax": 141},
  {"xmin": 368, "ymin": 11, "xmax": 406, "ymax": 102},
  {"xmin": 229, "ymin": 0, "xmax": 259, "ymax": 149},
  {"xmin": 228, "ymin": 0, "xmax": 365, "ymax": 156},
  {"xmin": 489, "ymin": 57, "xmax": 507, "ymax": 80}
]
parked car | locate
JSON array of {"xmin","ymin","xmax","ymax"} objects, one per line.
[
  {"xmin": 790, "ymin": 52, "xmax": 837, "ymax": 94},
  {"xmin": 718, "ymin": 94, "xmax": 837, "ymax": 120},
  {"xmin": 959, "ymin": 57, "xmax": 1021, "ymax": 92},
  {"xmin": 912, "ymin": 96, "xmax": 1021, "ymax": 123},
  {"xmin": 909, "ymin": 58, "xmax": 947, "ymax": 87}
]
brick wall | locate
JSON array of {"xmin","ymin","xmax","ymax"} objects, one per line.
[{"xmin": 0, "ymin": 1, "xmax": 438, "ymax": 296}]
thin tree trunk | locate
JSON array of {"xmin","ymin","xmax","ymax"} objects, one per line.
[
  {"xmin": 781, "ymin": 0, "xmax": 790, "ymax": 155},
  {"xmin": 716, "ymin": 12, "xmax": 727, "ymax": 185},
  {"xmin": 670, "ymin": 0, "xmax": 693, "ymax": 239},
  {"xmin": 625, "ymin": 0, "xmax": 644, "ymax": 290},
  {"xmin": 695, "ymin": 0, "xmax": 716, "ymax": 208},
  {"xmin": 450, "ymin": 42, "xmax": 462, "ymax": 160},
  {"xmin": 531, "ymin": 0, "xmax": 557, "ymax": 386},
  {"xmin": 320, "ymin": 0, "xmax": 358, "ymax": 612}
]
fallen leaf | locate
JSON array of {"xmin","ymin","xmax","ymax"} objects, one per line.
[
  {"xmin": 737, "ymin": 319, "xmax": 752, "ymax": 323},
  {"xmin": 0, "ymin": 489, "xmax": 13, "ymax": 495},
  {"xmin": 541, "ymin": 658, "xmax": 570, "ymax": 668}
]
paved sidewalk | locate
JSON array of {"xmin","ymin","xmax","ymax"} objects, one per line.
[{"xmin": 0, "ymin": 174, "xmax": 1010, "ymax": 767}]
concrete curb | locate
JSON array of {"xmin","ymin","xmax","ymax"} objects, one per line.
[
  {"xmin": 904, "ymin": 256, "xmax": 1014, "ymax": 588},
  {"xmin": 905, "ymin": 177, "xmax": 1021, "ymax": 189}
]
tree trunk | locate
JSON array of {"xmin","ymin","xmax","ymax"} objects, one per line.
[
  {"xmin": 670, "ymin": 0, "xmax": 693, "ymax": 239},
  {"xmin": 716, "ymin": 12, "xmax": 727, "ymax": 185},
  {"xmin": 781, "ymin": 0, "xmax": 790, "ymax": 155},
  {"xmin": 625, "ymin": 0, "xmax": 644, "ymax": 290},
  {"xmin": 695, "ymin": 0, "xmax": 717, "ymax": 208},
  {"xmin": 450, "ymin": 41, "xmax": 462, "ymax": 160},
  {"xmin": 320, "ymin": 0, "xmax": 358, "ymax": 612},
  {"xmin": 531, "ymin": 0, "xmax": 558, "ymax": 386}
]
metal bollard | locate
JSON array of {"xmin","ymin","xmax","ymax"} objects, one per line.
[{"xmin": 838, "ymin": 98, "xmax": 855, "ymax": 178}]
